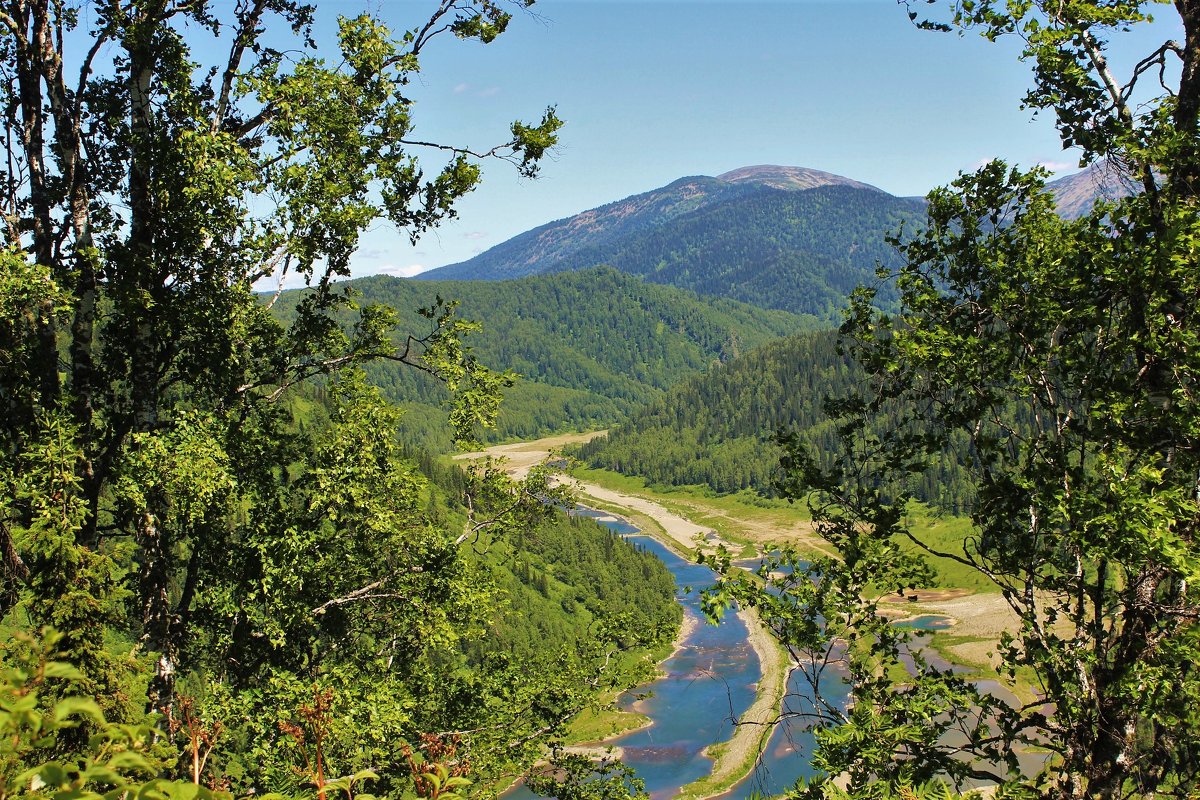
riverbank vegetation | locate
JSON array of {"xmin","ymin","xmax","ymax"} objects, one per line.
[{"xmin": 569, "ymin": 464, "xmax": 996, "ymax": 595}]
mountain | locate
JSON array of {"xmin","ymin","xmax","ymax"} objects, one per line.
[
  {"xmin": 423, "ymin": 175, "xmax": 752, "ymax": 282},
  {"xmin": 422, "ymin": 165, "xmax": 925, "ymax": 318},
  {"xmin": 421, "ymin": 164, "xmax": 1142, "ymax": 318},
  {"xmin": 272, "ymin": 267, "xmax": 819, "ymax": 450},
  {"xmin": 1046, "ymin": 160, "xmax": 1144, "ymax": 218},
  {"xmin": 576, "ymin": 328, "xmax": 975, "ymax": 513},
  {"xmin": 576, "ymin": 329, "xmax": 851, "ymax": 494}
]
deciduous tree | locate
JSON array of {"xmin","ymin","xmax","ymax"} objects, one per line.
[
  {"xmin": 706, "ymin": 2, "xmax": 1200, "ymax": 797},
  {"xmin": 0, "ymin": 0, "xmax": 564, "ymax": 768}
]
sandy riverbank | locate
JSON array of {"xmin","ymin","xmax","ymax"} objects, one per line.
[
  {"xmin": 456, "ymin": 432, "xmax": 720, "ymax": 555},
  {"xmin": 461, "ymin": 434, "xmax": 1032, "ymax": 797},
  {"xmin": 459, "ymin": 433, "xmax": 792, "ymax": 800}
]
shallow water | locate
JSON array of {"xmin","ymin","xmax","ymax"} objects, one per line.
[
  {"xmin": 592, "ymin": 533, "xmax": 761, "ymax": 799},
  {"xmin": 504, "ymin": 510, "xmax": 840, "ymax": 800},
  {"xmin": 894, "ymin": 614, "xmax": 954, "ymax": 631}
]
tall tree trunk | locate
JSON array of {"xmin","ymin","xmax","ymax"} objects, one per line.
[
  {"xmin": 12, "ymin": 0, "xmax": 61, "ymax": 406},
  {"xmin": 1173, "ymin": 1, "xmax": 1200, "ymax": 197},
  {"xmin": 125, "ymin": 1, "xmax": 177, "ymax": 712}
]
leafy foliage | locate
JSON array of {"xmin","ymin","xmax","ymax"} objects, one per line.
[
  {"xmin": 0, "ymin": 2, "xmax": 661, "ymax": 799},
  {"xmin": 705, "ymin": 2, "xmax": 1200, "ymax": 797},
  {"xmin": 0, "ymin": 630, "xmax": 223, "ymax": 800}
]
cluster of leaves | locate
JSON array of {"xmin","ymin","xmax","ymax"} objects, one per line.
[
  {"xmin": 1, "ymin": 630, "xmax": 226, "ymax": 800},
  {"xmin": 0, "ymin": 630, "xmax": 503, "ymax": 800},
  {"xmin": 705, "ymin": 2, "xmax": 1200, "ymax": 797},
  {"xmin": 0, "ymin": 2, "xmax": 663, "ymax": 799}
]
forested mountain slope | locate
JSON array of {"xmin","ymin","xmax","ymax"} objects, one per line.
[
  {"xmin": 543, "ymin": 184, "xmax": 921, "ymax": 317},
  {"xmin": 273, "ymin": 267, "xmax": 819, "ymax": 448},
  {"xmin": 420, "ymin": 163, "xmax": 1132, "ymax": 320},
  {"xmin": 421, "ymin": 175, "xmax": 754, "ymax": 280},
  {"xmin": 423, "ymin": 165, "xmax": 881, "ymax": 282},
  {"xmin": 577, "ymin": 329, "xmax": 975, "ymax": 513},
  {"xmin": 400, "ymin": 446, "xmax": 681, "ymax": 663},
  {"xmin": 423, "ymin": 166, "xmax": 922, "ymax": 318}
]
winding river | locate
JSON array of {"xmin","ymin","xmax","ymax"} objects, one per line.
[
  {"xmin": 544, "ymin": 510, "xmax": 844, "ymax": 800},
  {"xmin": 466, "ymin": 437, "xmax": 980, "ymax": 798}
]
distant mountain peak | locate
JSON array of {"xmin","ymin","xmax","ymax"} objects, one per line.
[
  {"xmin": 716, "ymin": 165, "xmax": 885, "ymax": 194},
  {"xmin": 1046, "ymin": 159, "xmax": 1143, "ymax": 219}
]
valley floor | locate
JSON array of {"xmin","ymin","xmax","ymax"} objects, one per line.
[
  {"xmin": 457, "ymin": 433, "xmax": 791, "ymax": 799},
  {"xmin": 457, "ymin": 432, "xmax": 1024, "ymax": 795}
]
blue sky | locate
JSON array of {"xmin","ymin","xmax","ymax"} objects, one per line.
[{"xmin": 332, "ymin": 0, "xmax": 1181, "ymax": 280}]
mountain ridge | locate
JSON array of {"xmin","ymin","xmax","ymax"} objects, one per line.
[
  {"xmin": 1046, "ymin": 160, "xmax": 1143, "ymax": 218},
  {"xmin": 418, "ymin": 162, "xmax": 1136, "ymax": 317},
  {"xmin": 422, "ymin": 164, "xmax": 927, "ymax": 317},
  {"xmin": 272, "ymin": 266, "xmax": 818, "ymax": 449}
]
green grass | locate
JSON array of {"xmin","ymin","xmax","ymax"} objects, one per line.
[
  {"xmin": 567, "ymin": 706, "xmax": 651, "ymax": 744},
  {"xmin": 570, "ymin": 465, "xmax": 814, "ymax": 548},
  {"xmin": 901, "ymin": 508, "xmax": 1000, "ymax": 594},
  {"xmin": 571, "ymin": 466, "xmax": 805, "ymax": 515},
  {"xmin": 926, "ymin": 633, "xmax": 1042, "ymax": 706},
  {"xmin": 572, "ymin": 464, "xmax": 998, "ymax": 594}
]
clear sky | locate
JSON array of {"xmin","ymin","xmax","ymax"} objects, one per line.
[{"xmin": 328, "ymin": 0, "xmax": 1181, "ymax": 280}]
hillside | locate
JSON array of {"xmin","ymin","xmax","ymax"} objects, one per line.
[
  {"xmin": 422, "ymin": 175, "xmax": 754, "ymax": 281},
  {"xmin": 577, "ymin": 328, "xmax": 975, "ymax": 513},
  {"xmin": 421, "ymin": 163, "xmax": 1140, "ymax": 319},
  {"xmin": 423, "ymin": 165, "xmax": 925, "ymax": 318},
  {"xmin": 273, "ymin": 267, "xmax": 819, "ymax": 449},
  {"xmin": 543, "ymin": 183, "xmax": 921, "ymax": 318}
]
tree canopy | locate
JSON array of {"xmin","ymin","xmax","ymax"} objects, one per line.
[
  {"xmin": 0, "ymin": 3, "xmax": 669, "ymax": 799},
  {"xmin": 705, "ymin": 2, "xmax": 1200, "ymax": 798}
]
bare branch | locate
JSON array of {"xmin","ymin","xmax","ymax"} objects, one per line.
[{"xmin": 213, "ymin": 0, "xmax": 268, "ymax": 134}]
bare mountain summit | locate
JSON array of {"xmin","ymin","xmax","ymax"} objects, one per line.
[
  {"xmin": 1046, "ymin": 160, "xmax": 1144, "ymax": 219},
  {"xmin": 717, "ymin": 164, "xmax": 885, "ymax": 194}
]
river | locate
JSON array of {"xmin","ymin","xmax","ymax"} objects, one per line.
[{"xmin": 509, "ymin": 508, "xmax": 845, "ymax": 800}]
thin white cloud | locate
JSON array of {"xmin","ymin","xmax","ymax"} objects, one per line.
[
  {"xmin": 376, "ymin": 263, "xmax": 429, "ymax": 278},
  {"xmin": 1037, "ymin": 160, "xmax": 1076, "ymax": 172},
  {"xmin": 451, "ymin": 82, "xmax": 499, "ymax": 98},
  {"xmin": 463, "ymin": 231, "xmax": 488, "ymax": 240}
]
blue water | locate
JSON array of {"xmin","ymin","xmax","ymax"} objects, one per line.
[
  {"xmin": 894, "ymin": 614, "xmax": 954, "ymax": 631},
  {"xmin": 600, "ymin": 533, "xmax": 761, "ymax": 799},
  {"xmin": 506, "ymin": 510, "xmax": 846, "ymax": 800}
]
